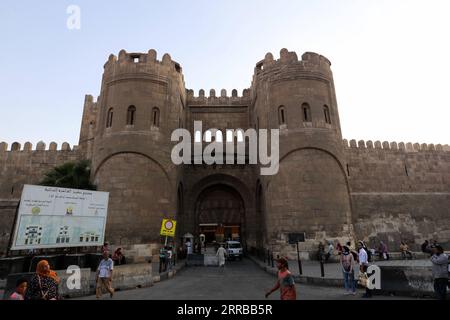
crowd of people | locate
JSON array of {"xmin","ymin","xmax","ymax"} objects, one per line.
[{"xmin": 316, "ymin": 238, "xmax": 449, "ymax": 299}]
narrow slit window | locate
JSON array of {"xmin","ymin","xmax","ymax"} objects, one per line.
[
  {"xmin": 302, "ymin": 103, "xmax": 311, "ymax": 122},
  {"xmin": 324, "ymin": 105, "xmax": 331, "ymax": 124},
  {"xmin": 278, "ymin": 106, "xmax": 286, "ymax": 125},
  {"xmin": 106, "ymin": 108, "xmax": 114, "ymax": 128},
  {"xmin": 127, "ymin": 105, "xmax": 136, "ymax": 125},
  {"xmin": 152, "ymin": 107, "xmax": 160, "ymax": 127}
]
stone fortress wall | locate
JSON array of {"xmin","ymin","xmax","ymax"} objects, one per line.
[
  {"xmin": 0, "ymin": 142, "xmax": 83, "ymax": 252},
  {"xmin": 0, "ymin": 48, "xmax": 449, "ymax": 258}
]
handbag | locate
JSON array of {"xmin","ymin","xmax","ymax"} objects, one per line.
[{"xmin": 358, "ymin": 272, "xmax": 368, "ymax": 287}]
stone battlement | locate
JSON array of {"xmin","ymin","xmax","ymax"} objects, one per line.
[
  {"xmin": 343, "ymin": 139, "xmax": 450, "ymax": 152},
  {"xmin": 0, "ymin": 141, "xmax": 78, "ymax": 152},
  {"xmin": 103, "ymin": 49, "xmax": 183, "ymax": 79},
  {"xmin": 253, "ymin": 48, "xmax": 332, "ymax": 81},
  {"xmin": 186, "ymin": 88, "xmax": 251, "ymax": 105}
]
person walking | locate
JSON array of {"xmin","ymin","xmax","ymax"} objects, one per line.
[
  {"xmin": 341, "ymin": 246, "xmax": 356, "ymax": 295},
  {"xmin": 25, "ymin": 260, "xmax": 59, "ymax": 300},
  {"xmin": 265, "ymin": 257, "xmax": 296, "ymax": 300},
  {"xmin": 96, "ymin": 250, "xmax": 114, "ymax": 299},
  {"xmin": 430, "ymin": 245, "xmax": 448, "ymax": 300},
  {"xmin": 358, "ymin": 241, "xmax": 372, "ymax": 298},
  {"xmin": 216, "ymin": 244, "xmax": 227, "ymax": 269}
]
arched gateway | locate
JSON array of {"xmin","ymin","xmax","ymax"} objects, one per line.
[{"xmin": 194, "ymin": 184, "xmax": 245, "ymax": 244}]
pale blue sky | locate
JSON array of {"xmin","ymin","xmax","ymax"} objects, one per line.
[{"xmin": 0, "ymin": 0, "xmax": 449, "ymax": 147}]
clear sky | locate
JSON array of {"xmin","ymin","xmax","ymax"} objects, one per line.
[{"xmin": 0, "ymin": 0, "xmax": 449, "ymax": 147}]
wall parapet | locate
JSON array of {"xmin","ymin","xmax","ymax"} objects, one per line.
[
  {"xmin": 0, "ymin": 141, "xmax": 79, "ymax": 152},
  {"xmin": 343, "ymin": 139, "xmax": 450, "ymax": 153},
  {"xmin": 186, "ymin": 88, "xmax": 251, "ymax": 105}
]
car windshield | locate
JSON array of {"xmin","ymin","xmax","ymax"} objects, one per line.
[{"xmin": 228, "ymin": 243, "xmax": 241, "ymax": 248}]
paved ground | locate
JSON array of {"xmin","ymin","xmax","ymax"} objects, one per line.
[{"xmin": 76, "ymin": 258, "xmax": 414, "ymax": 300}]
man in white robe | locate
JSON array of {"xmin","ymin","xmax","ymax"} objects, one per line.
[{"xmin": 216, "ymin": 245, "xmax": 227, "ymax": 268}]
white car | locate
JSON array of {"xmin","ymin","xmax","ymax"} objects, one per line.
[{"xmin": 225, "ymin": 241, "xmax": 243, "ymax": 260}]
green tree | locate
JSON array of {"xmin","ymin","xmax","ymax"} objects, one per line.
[{"xmin": 39, "ymin": 160, "xmax": 96, "ymax": 190}]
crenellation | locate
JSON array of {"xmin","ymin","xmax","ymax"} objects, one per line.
[
  {"xmin": 61, "ymin": 142, "xmax": 71, "ymax": 151},
  {"xmin": 0, "ymin": 142, "xmax": 7, "ymax": 152},
  {"xmin": 36, "ymin": 141, "xmax": 46, "ymax": 151},
  {"xmin": 406, "ymin": 142, "xmax": 414, "ymax": 151},
  {"xmin": 24, "ymin": 142, "xmax": 32, "ymax": 152},
  {"xmin": 390, "ymin": 142, "xmax": 398, "ymax": 150},
  {"xmin": 421, "ymin": 143, "xmax": 428, "ymax": 151},
  {"xmin": 162, "ymin": 53, "xmax": 172, "ymax": 65},
  {"xmin": 147, "ymin": 49, "xmax": 157, "ymax": 61},
  {"xmin": 344, "ymin": 139, "xmax": 449, "ymax": 154},
  {"xmin": 11, "ymin": 142, "xmax": 21, "ymax": 151},
  {"xmin": 342, "ymin": 139, "xmax": 349, "ymax": 148},
  {"xmin": 186, "ymin": 88, "xmax": 252, "ymax": 105},
  {"xmin": 49, "ymin": 142, "xmax": 57, "ymax": 151},
  {"xmin": 358, "ymin": 140, "xmax": 365, "ymax": 148}
]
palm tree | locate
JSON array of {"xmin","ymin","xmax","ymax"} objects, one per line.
[{"xmin": 39, "ymin": 160, "xmax": 96, "ymax": 190}]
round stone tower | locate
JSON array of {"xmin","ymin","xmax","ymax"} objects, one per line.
[
  {"xmin": 251, "ymin": 49, "xmax": 353, "ymax": 256},
  {"xmin": 91, "ymin": 49, "xmax": 185, "ymax": 245}
]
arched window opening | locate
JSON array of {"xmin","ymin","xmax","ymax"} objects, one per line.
[
  {"xmin": 324, "ymin": 105, "xmax": 331, "ymax": 124},
  {"xmin": 106, "ymin": 108, "xmax": 113, "ymax": 128},
  {"xmin": 127, "ymin": 105, "xmax": 136, "ymax": 125},
  {"xmin": 302, "ymin": 103, "xmax": 311, "ymax": 122},
  {"xmin": 152, "ymin": 107, "xmax": 160, "ymax": 127}
]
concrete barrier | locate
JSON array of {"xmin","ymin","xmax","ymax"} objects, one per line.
[
  {"xmin": 377, "ymin": 265, "xmax": 436, "ymax": 297},
  {"xmin": 112, "ymin": 263, "xmax": 153, "ymax": 290},
  {"xmin": 2, "ymin": 267, "xmax": 91, "ymax": 299}
]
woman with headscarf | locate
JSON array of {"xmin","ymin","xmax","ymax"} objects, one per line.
[{"xmin": 25, "ymin": 260, "xmax": 60, "ymax": 300}]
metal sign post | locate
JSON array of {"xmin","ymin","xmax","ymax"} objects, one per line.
[{"xmin": 296, "ymin": 242, "xmax": 303, "ymax": 275}]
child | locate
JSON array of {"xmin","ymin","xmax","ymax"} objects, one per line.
[{"xmin": 10, "ymin": 277, "xmax": 27, "ymax": 300}]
